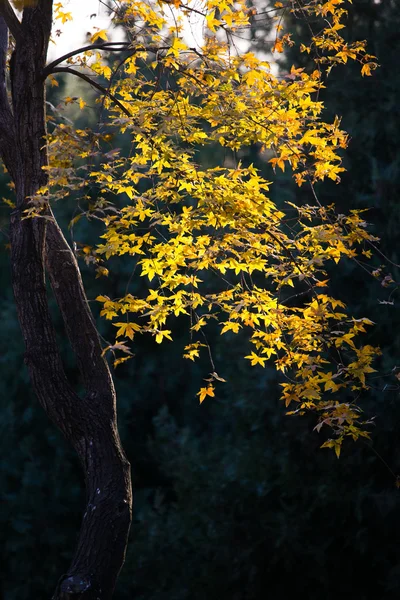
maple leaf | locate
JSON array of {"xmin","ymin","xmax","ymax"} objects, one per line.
[
  {"xmin": 221, "ymin": 321, "xmax": 241, "ymax": 334},
  {"xmin": 197, "ymin": 385, "xmax": 215, "ymax": 404},
  {"xmin": 245, "ymin": 352, "xmax": 267, "ymax": 367},
  {"xmin": 55, "ymin": 9, "xmax": 73, "ymax": 24},
  {"xmin": 155, "ymin": 330, "xmax": 173, "ymax": 344},
  {"xmin": 90, "ymin": 29, "xmax": 109, "ymax": 43},
  {"xmin": 113, "ymin": 322, "xmax": 141, "ymax": 340}
]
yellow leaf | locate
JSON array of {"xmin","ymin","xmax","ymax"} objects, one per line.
[
  {"xmin": 113, "ymin": 322, "xmax": 141, "ymax": 340},
  {"xmin": 301, "ymin": 387, "xmax": 320, "ymax": 400},
  {"xmin": 245, "ymin": 352, "xmax": 267, "ymax": 367},
  {"xmin": 197, "ymin": 385, "xmax": 215, "ymax": 404},
  {"xmin": 361, "ymin": 63, "xmax": 371, "ymax": 77},
  {"xmin": 90, "ymin": 29, "xmax": 109, "ymax": 43},
  {"xmin": 155, "ymin": 330, "xmax": 173, "ymax": 344},
  {"xmin": 113, "ymin": 356, "xmax": 132, "ymax": 368},
  {"xmin": 48, "ymin": 75, "xmax": 59, "ymax": 87},
  {"xmin": 221, "ymin": 321, "xmax": 241, "ymax": 334},
  {"xmin": 167, "ymin": 36, "xmax": 187, "ymax": 58},
  {"xmin": 96, "ymin": 266, "xmax": 109, "ymax": 278},
  {"xmin": 55, "ymin": 10, "xmax": 73, "ymax": 24},
  {"xmin": 206, "ymin": 10, "xmax": 220, "ymax": 33},
  {"xmin": 321, "ymin": 439, "xmax": 342, "ymax": 458}
]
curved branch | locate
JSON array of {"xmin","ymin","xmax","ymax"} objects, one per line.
[
  {"xmin": 0, "ymin": 0, "xmax": 21, "ymax": 40},
  {"xmin": 45, "ymin": 215, "xmax": 114, "ymax": 397},
  {"xmin": 43, "ymin": 215, "xmax": 132, "ymax": 600},
  {"xmin": 50, "ymin": 66, "xmax": 133, "ymax": 117},
  {"xmin": 43, "ymin": 42, "xmax": 170, "ymax": 78},
  {"xmin": 43, "ymin": 41, "xmax": 133, "ymax": 77}
]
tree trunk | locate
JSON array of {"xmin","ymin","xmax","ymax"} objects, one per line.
[{"xmin": 0, "ymin": 3, "xmax": 132, "ymax": 598}]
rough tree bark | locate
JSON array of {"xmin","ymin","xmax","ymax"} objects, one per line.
[{"xmin": 0, "ymin": 2, "xmax": 132, "ymax": 598}]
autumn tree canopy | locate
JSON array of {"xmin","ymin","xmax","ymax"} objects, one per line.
[{"xmin": 39, "ymin": 0, "xmax": 380, "ymax": 455}]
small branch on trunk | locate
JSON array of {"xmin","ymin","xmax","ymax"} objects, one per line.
[
  {"xmin": 43, "ymin": 41, "xmax": 132, "ymax": 76},
  {"xmin": 0, "ymin": 0, "xmax": 21, "ymax": 40},
  {"xmin": 43, "ymin": 42, "xmax": 169, "ymax": 77},
  {"xmin": 44, "ymin": 215, "xmax": 133, "ymax": 599},
  {"xmin": 45, "ymin": 215, "xmax": 115, "ymax": 400},
  {"xmin": 50, "ymin": 66, "xmax": 132, "ymax": 117},
  {"xmin": 10, "ymin": 212, "xmax": 83, "ymax": 436}
]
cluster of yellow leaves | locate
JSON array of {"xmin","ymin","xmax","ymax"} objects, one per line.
[
  {"xmin": 43, "ymin": 0, "xmax": 381, "ymax": 453},
  {"xmin": 53, "ymin": 2, "xmax": 73, "ymax": 24},
  {"xmin": 295, "ymin": 0, "xmax": 378, "ymax": 74}
]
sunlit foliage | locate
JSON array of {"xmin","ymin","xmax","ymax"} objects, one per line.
[{"xmin": 40, "ymin": 0, "xmax": 381, "ymax": 454}]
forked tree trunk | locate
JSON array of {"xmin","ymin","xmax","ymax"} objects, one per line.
[{"xmin": 0, "ymin": 3, "xmax": 132, "ymax": 598}]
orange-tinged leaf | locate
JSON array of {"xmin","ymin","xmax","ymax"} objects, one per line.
[
  {"xmin": 197, "ymin": 385, "xmax": 215, "ymax": 404},
  {"xmin": 272, "ymin": 38, "xmax": 284, "ymax": 53},
  {"xmin": 361, "ymin": 63, "xmax": 372, "ymax": 77},
  {"xmin": 48, "ymin": 75, "xmax": 59, "ymax": 87},
  {"xmin": 113, "ymin": 356, "xmax": 132, "ymax": 368}
]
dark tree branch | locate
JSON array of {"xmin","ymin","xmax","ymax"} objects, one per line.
[
  {"xmin": 10, "ymin": 212, "xmax": 83, "ymax": 435},
  {"xmin": 0, "ymin": 12, "xmax": 7, "ymax": 75},
  {"xmin": 45, "ymin": 215, "xmax": 115, "ymax": 398},
  {"xmin": 0, "ymin": 0, "xmax": 21, "ymax": 40},
  {"xmin": 43, "ymin": 42, "xmax": 170, "ymax": 77},
  {"xmin": 43, "ymin": 41, "xmax": 133, "ymax": 77},
  {"xmin": 0, "ymin": 15, "xmax": 17, "ymax": 180},
  {"xmin": 42, "ymin": 213, "xmax": 133, "ymax": 599},
  {"xmin": 51, "ymin": 66, "xmax": 133, "ymax": 117}
]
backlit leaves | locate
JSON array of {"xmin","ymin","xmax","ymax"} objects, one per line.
[{"xmin": 44, "ymin": 0, "xmax": 381, "ymax": 454}]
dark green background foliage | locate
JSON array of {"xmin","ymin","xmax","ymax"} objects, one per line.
[{"xmin": 1, "ymin": 1, "xmax": 400, "ymax": 597}]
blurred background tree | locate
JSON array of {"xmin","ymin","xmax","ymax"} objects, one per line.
[{"xmin": 1, "ymin": 0, "xmax": 400, "ymax": 598}]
